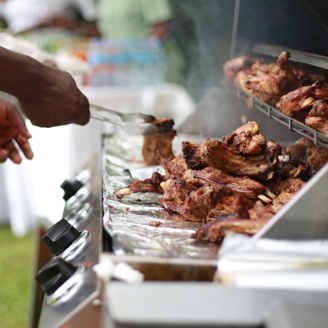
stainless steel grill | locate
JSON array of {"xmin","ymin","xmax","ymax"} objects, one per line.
[{"xmin": 31, "ymin": 1, "xmax": 328, "ymax": 327}]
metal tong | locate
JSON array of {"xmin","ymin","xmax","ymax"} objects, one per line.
[{"xmin": 90, "ymin": 104, "xmax": 158, "ymax": 135}]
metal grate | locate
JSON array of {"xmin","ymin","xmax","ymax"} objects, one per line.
[{"xmin": 234, "ymin": 87, "xmax": 328, "ymax": 148}]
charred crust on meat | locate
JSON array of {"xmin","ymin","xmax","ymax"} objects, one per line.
[{"xmin": 118, "ymin": 119, "xmax": 326, "ymax": 242}]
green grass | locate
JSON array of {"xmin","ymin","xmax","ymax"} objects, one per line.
[{"xmin": 0, "ymin": 225, "xmax": 35, "ymax": 328}]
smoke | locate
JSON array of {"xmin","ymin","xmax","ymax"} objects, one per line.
[
  {"xmin": 171, "ymin": 0, "xmax": 328, "ymax": 102},
  {"xmin": 171, "ymin": 0, "xmax": 235, "ymax": 101}
]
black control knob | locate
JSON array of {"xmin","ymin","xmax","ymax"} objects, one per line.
[
  {"xmin": 35, "ymin": 257, "xmax": 77, "ymax": 295},
  {"xmin": 60, "ymin": 179, "xmax": 83, "ymax": 201},
  {"xmin": 42, "ymin": 219, "xmax": 81, "ymax": 256}
]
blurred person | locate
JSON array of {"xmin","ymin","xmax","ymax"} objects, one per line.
[
  {"xmin": 2, "ymin": 0, "xmax": 100, "ymax": 37},
  {"xmin": 0, "ymin": 45, "xmax": 90, "ymax": 163},
  {"xmin": 96, "ymin": 0, "xmax": 186, "ymax": 85}
]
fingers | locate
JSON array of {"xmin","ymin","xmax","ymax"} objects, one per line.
[
  {"xmin": 1, "ymin": 140, "xmax": 22, "ymax": 164},
  {"xmin": 15, "ymin": 134, "xmax": 34, "ymax": 160},
  {"xmin": 0, "ymin": 148, "xmax": 9, "ymax": 162},
  {"xmin": 73, "ymin": 93, "xmax": 90, "ymax": 126},
  {"xmin": 0, "ymin": 136, "xmax": 34, "ymax": 164},
  {"xmin": 0, "ymin": 127, "xmax": 17, "ymax": 144}
]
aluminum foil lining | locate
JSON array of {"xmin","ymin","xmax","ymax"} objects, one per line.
[{"xmin": 102, "ymin": 132, "xmax": 219, "ymax": 260}]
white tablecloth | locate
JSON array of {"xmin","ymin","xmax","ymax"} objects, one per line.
[{"xmin": 0, "ymin": 119, "xmax": 102, "ymax": 235}]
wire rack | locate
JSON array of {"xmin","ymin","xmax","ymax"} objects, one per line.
[
  {"xmin": 234, "ymin": 87, "xmax": 328, "ymax": 148},
  {"xmin": 228, "ymin": 44, "xmax": 328, "ymax": 148}
]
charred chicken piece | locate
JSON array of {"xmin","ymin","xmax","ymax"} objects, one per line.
[
  {"xmin": 232, "ymin": 51, "xmax": 307, "ymax": 106},
  {"xmin": 286, "ymin": 138, "xmax": 328, "ymax": 173},
  {"xmin": 248, "ymin": 203, "xmax": 275, "ymax": 221},
  {"xmin": 182, "ymin": 122, "xmax": 282, "ymax": 181},
  {"xmin": 160, "ymin": 178, "xmax": 224, "ymax": 222},
  {"xmin": 182, "ymin": 138, "xmax": 277, "ymax": 181},
  {"xmin": 277, "ymin": 82, "xmax": 320, "ymax": 117},
  {"xmin": 278, "ymin": 81, "xmax": 328, "ymax": 135},
  {"xmin": 142, "ymin": 118, "xmax": 176, "ymax": 166},
  {"xmin": 305, "ymin": 143, "xmax": 328, "ymax": 173},
  {"xmin": 305, "ymin": 99, "xmax": 328, "ymax": 136},
  {"xmin": 114, "ymin": 172, "xmax": 166, "ymax": 198},
  {"xmin": 285, "ymin": 137, "xmax": 312, "ymax": 161},
  {"xmin": 276, "ymin": 51, "xmax": 301, "ymax": 92},
  {"xmin": 304, "ymin": 117, "xmax": 328, "ymax": 136},
  {"xmin": 223, "ymin": 55, "xmax": 260, "ymax": 82},
  {"xmin": 193, "ymin": 215, "xmax": 268, "ymax": 242},
  {"xmin": 222, "ymin": 121, "xmax": 267, "ymax": 155},
  {"xmin": 182, "ymin": 167, "xmax": 266, "ymax": 199},
  {"xmin": 244, "ymin": 69, "xmax": 286, "ymax": 105},
  {"xmin": 206, "ymin": 194, "xmax": 256, "ymax": 221},
  {"xmin": 158, "ymin": 153, "xmax": 187, "ymax": 176}
]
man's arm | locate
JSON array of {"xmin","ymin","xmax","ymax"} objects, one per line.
[{"xmin": 0, "ymin": 46, "xmax": 90, "ymax": 127}]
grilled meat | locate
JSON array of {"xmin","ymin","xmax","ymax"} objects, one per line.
[
  {"xmin": 223, "ymin": 55, "xmax": 259, "ymax": 82},
  {"xmin": 159, "ymin": 152, "xmax": 187, "ymax": 176},
  {"xmin": 182, "ymin": 167, "xmax": 266, "ymax": 199},
  {"xmin": 305, "ymin": 98, "xmax": 328, "ymax": 136},
  {"xmin": 193, "ymin": 215, "xmax": 268, "ymax": 242},
  {"xmin": 116, "ymin": 121, "xmax": 316, "ymax": 242},
  {"xmin": 277, "ymin": 82, "xmax": 320, "ymax": 117},
  {"xmin": 222, "ymin": 121, "xmax": 267, "ymax": 155},
  {"xmin": 206, "ymin": 194, "xmax": 256, "ymax": 220},
  {"xmin": 160, "ymin": 177, "xmax": 223, "ymax": 222},
  {"xmin": 286, "ymin": 137, "xmax": 328, "ymax": 173},
  {"xmin": 305, "ymin": 117, "xmax": 328, "ymax": 136},
  {"xmin": 142, "ymin": 118, "xmax": 176, "ymax": 166},
  {"xmin": 114, "ymin": 172, "xmax": 166, "ymax": 198},
  {"xmin": 306, "ymin": 143, "xmax": 328, "ymax": 172},
  {"xmin": 276, "ymin": 51, "xmax": 302, "ymax": 92},
  {"xmin": 275, "ymin": 81, "xmax": 328, "ymax": 135},
  {"xmin": 228, "ymin": 51, "xmax": 309, "ymax": 106},
  {"xmin": 182, "ymin": 138, "xmax": 277, "ymax": 181},
  {"xmin": 225, "ymin": 51, "xmax": 328, "ymax": 137}
]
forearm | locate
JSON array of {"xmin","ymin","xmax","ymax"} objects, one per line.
[
  {"xmin": 0, "ymin": 46, "xmax": 45, "ymax": 100},
  {"xmin": 0, "ymin": 46, "xmax": 90, "ymax": 127}
]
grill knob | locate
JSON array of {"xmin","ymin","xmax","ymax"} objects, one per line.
[
  {"xmin": 42, "ymin": 219, "xmax": 81, "ymax": 256},
  {"xmin": 35, "ymin": 258, "xmax": 77, "ymax": 296},
  {"xmin": 60, "ymin": 179, "xmax": 83, "ymax": 201}
]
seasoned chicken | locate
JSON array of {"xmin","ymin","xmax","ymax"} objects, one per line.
[
  {"xmin": 222, "ymin": 121, "xmax": 267, "ymax": 155},
  {"xmin": 223, "ymin": 55, "xmax": 259, "ymax": 82},
  {"xmin": 224, "ymin": 51, "xmax": 328, "ymax": 136},
  {"xmin": 182, "ymin": 138, "xmax": 277, "ymax": 181},
  {"xmin": 277, "ymin": 82, "xmax": 320, "ymax": 117},
  {"xmin": 277, "ymin": 81, "xmax": 328, "ymax": 135},
  {"xmin": 229, "ymin": 51, "xmax": 309, "ymax": 106},
  {"xmin": 142, "ymin": 118, "xmax": 176, "ymax": 166},
  {"xmin": 305, "ymin": 99, "xmax": 328, "ymax": 136},
  {"xmin": 159, "ymin": 153, "xmax": 187, "ymax": 176},
  {"xmin": 160, "ymin": 178, "xmax": 223, "ymax": 222},
  {"xmin": 193, "ymin": 215, "xmax": 268, "ymax": 242},
  {"xmin": 182, "ymin": 167, "xmax": 266, "ymax": 199},
  {"xmin": 115, "ymin": 121, "xmax": 315, "ymax": 242},
  {"xmin": 286, "ymin": 138, "xmax": 328, "ymax": 173}
]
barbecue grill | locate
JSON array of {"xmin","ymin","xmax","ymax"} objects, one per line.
[{"xmin": 31, "ymin": 1, "xmax": 328, "ymax": 327}]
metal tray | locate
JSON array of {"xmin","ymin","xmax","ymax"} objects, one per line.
[{"xmin": 102, "ymin": 133, "xmax": 220, "ymax": 263}]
